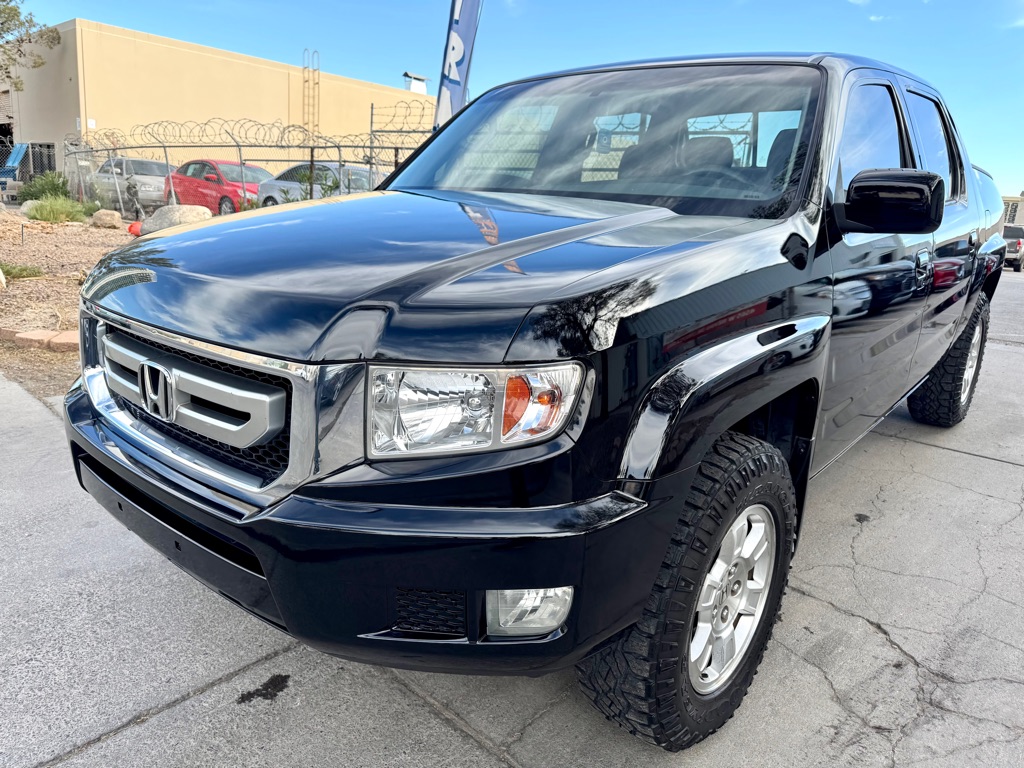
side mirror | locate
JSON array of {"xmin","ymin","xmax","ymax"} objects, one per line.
[
  {"xmin": 204, "ymin": 173, "xmax": 220, "ymax": 183},
  {"xmin": 835, "ymin": 169, "xmax": 944, "ymax": 235}
]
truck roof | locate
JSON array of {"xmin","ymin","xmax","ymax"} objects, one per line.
[{"xmin": 526, "ymin": 53, "xmax": 930, "ymax": 89}]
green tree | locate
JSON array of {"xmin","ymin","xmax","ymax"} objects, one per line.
[{"xmin": 1, "ymin": 1, "xmax": 59, "ymax": 91}]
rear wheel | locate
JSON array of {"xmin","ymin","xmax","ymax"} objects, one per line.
[
  {"xmin": 908, "ymin": 294, "xmax": 989, "ymax": 427},
  {"xmin": 1014, "ymin": 259, "xmax": 1022, "ymax": 273},
  {"xmin": 576, "ymin": 432, "xmax": 797, "ymax": 751},
  {"xmin": 218, "ymin": 197, "xmax": 235, "ymax": 216}
]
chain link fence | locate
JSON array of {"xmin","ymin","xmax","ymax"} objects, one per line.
[
  {"xmin": 2, "ymin": 135, "xmax": 58, "ymax": 198},
  {"xmin": 61, "ymin": 100, "xmax": 433, "ymax": 219}
]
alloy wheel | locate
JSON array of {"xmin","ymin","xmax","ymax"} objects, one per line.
[
  {"xmin": 688, "ymin": 503, "xmax": 777, "ymax": 695},
  {"xmin": 960, "ymin": 323, "xmax": 983, "ymax": 405}
]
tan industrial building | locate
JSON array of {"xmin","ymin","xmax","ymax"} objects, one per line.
[{"xmin": 1, "ymin": 18, "xmax": 432, "ymax": 169}]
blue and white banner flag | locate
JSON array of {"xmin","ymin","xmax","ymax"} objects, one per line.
[{"xmin": 434, "ymin": 0, "xmax": 484, "ymax": 131}]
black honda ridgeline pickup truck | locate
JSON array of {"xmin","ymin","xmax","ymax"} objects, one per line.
[{"xmin": 65, "ymin": 54, "xmax": 1006, "ymax": 751}]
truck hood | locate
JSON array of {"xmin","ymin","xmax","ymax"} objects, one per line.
[{"xmin": 84, "ymin": 190, "xmax": 775, "ymax": 362}]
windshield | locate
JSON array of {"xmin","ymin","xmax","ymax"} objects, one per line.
[
  {"xmin": 130, "ymin": 160, "xmax": 174, "ymax": 177},
  {"xmin": 220, "ymin": 165, "xmax": 272, "ymax": 183},
  {"xmin": 389, "ymin": 64, "xmax": 822, "ymax": 218},
  {"xmin": 1004, "ymin": 225, "xmax": 1024, "ymax": 239}
]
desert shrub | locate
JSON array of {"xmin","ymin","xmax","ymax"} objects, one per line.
[
  {"xmin": 19, "ymin": 171, "xmax": 71, "ymax": 201},
  {"xmin": 0, "ymin": 262, "xmax": 44, "ymax": 279},
  {"xmin": 82, "ymin": 201, "xmax": 101, "ymax": 217},
  {"xmin": 26, "ymin": 195, "xmax": 86, "ymax": 223}
]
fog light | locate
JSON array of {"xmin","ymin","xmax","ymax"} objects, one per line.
[{"xmin": 485, "ymin": 587, "xmax": 573, "ymax": 637}]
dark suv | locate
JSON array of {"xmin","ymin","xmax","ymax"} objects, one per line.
[
  {"xmin": 1004, "ymin": 223, "xmax": 1022, "ymax": 271},
  {"xmin": 65, "ymin": 54, "xmax": 1005, "ymax": 751}
]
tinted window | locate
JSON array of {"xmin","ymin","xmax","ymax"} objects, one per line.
[
  {"xmin": 1005, "ymin": 225, "xmax": 1024, "ymax": 239},
  {"xmin": 906, "ymin": 92, "xmax": 959, "ymax": 200},
  {"xmin": 838, "ymin": 85, "xmax": 905, "ymax": 191},
  {"xmin": 219, "ymin": 165, "xmax": 272, "ymax": 183},
  {"xmin": 390, "ymin": 64, "xmax": 823, "ymax": 219},
  {"xmin": 97, "ymin": 160, "xmax": 113, "ymax": 174},
  {"xmin": 183, "ymin": 163, "xmax": 209, "ymax": 179},
  {"xmin": 278, "ymin": 166, "xmax": 302, "ymax": 183},
  {"xmin": 130, "ymin": 160, "xmax": 173, "ymax": 176}
]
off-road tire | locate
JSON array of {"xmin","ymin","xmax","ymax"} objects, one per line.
[
  {"xmin": 907, "ymin": 294, "xmax": 989, "ymax": 427},
  {"xmin": 575, "ymin": 432, "xmax": 797, "ymax": 751}
]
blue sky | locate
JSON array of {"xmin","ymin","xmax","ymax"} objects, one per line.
[{"xmin": 35, "ymin": 0, "xmax": 1024, "ymax": 195}]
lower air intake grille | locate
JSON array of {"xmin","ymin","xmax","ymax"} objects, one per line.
[{"xmin": 393, "ymin": 588, "xmax": 467, "ymax": 637}]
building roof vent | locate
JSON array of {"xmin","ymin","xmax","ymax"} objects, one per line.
[{"xmin": 403, "ymin": 72, "xmax": 429, "ymax": 95}]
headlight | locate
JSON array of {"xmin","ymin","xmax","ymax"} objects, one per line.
[{"xmin": 368, "ymin": 362, "xmax": 584, "ymax": 458}]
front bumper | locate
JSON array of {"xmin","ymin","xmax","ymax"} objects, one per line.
[{"xmin": 65, "ymin": 383, "xmax": 667, "ymax": 675}]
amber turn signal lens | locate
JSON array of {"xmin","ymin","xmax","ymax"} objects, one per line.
[
  {"xmin": 536, "ymin": 389, "xmax": 559, "ymax": 406},
  {"xmin": 503, "ymin": 375, "xmax": 531, "ymax": 434}
]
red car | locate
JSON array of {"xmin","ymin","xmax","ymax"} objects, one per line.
[{"xmin": 164, "ymin": 159, "xmax": 273, "ymax": 216}]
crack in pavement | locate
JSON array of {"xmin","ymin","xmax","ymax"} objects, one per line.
[
  {"xmin": 385, "ymin": 669, "xmax": 525, "ymax": 768},
  {"xmin": 780, "ymin": 586, "xmax": 1024, "ymax": 767},
  {"xmin": 28, "ymin": 642, "xmax": 300, "ymax": 768},
  {"xmin": 874, "ymin": 432, "xmax": 1024, "ymax": 470}
]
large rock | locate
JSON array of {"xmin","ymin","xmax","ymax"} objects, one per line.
[
  {"xmin": 19, "ymin": 199, "xmax": 40, "ymax": 216},
  {"xmin": 91, "ymin": 209, "xmax": 122, "ymax": 229},
  {"xmin": 140, "ymin": 205, "xmax": 211, "ymax": 235}
]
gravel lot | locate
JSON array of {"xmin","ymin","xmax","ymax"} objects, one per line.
[{"xmin": 0, "ymin": 208, "xmax": 131, "ymax": 333}]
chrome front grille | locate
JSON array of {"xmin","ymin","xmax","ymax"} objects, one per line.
[
  {"xmin": 101, "ymin": 330, "xmax": 288, "ymax": 451},
  {"xmin": 78, "ymin": 303, "xmax": 366, "ymax": 509}
]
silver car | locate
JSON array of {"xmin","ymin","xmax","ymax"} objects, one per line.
[
  {"xmin": 258, "ymin": 163, "xmax": 384, "ymax": 207},
  {"xmin": 88, "ymin": 158, "xmax": 175, "ymax": 212}
]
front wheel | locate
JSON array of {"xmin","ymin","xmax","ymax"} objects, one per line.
[
  {"xmin": 576, "ymin": 432, "xmax": 797, "ymax": 752},
  {"xmin": 218, "ymin": 197, "xmax": 236, "ymax": 216},
  {"xmin": 908, "ymin": 294, "xmax": 989, "ymax": 427},
  {"xmin": 262, "ymin": 197, "xmax": 278, "ymax": 207}
]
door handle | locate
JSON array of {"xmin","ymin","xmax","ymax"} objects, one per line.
[{"xmin": 914, "ymin": 249, "xmax": 933, "ymax": 288}]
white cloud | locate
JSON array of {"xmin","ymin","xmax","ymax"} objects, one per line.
[
  {"xmin": 869, "ymin": 14, "xmax": 888, "ymax": 21},
  {"xmin": 1013, "ymin": 18, "xmax": 1024, "ymax": 27},
  {"xmin": 848, "ymin": 0, "xmax": 870, "ymax": 5}
]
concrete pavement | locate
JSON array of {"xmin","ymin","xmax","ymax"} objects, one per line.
[{"xmin": 3, "ymin": 271, "xmax": 1023, "ymax": 768}]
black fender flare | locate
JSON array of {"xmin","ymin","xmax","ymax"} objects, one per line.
[{"xmin": 618, "ymin": 314, "xmax": 832, "ymax": 484}]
